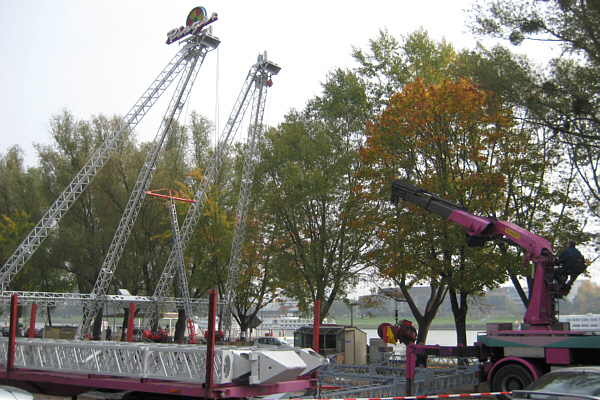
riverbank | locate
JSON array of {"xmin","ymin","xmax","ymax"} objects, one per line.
[
  {"xmin": 334, "ymin": 315, "xmax": 522, "ymax": 332},
  {"xmin": 351, "ymin": 322, "xmax": 490, "ymax": 330}
]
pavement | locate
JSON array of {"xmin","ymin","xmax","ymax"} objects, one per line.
[
  {"xmin": 30, "ymin": 384, "xmax": 498, "ymax": 400},
  {"xmin": 33, "ymin": 395, "xmax": 103, "ymax": 400}
]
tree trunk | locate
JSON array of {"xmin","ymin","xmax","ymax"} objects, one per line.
[
  {"xmin": 46, "ymin": 306, "xmax": 53, "ymax": 326},
  {"xmin": 399, "ymin": 274, "xmax": 448, "ymax": 344},
  {"xmin": 511, "ymin": 275, "xmax": 529, "ymax": 308},
  {"xmin": 174, "ymin": 308, "xmax": 186, "ymax": 343},
  {"xmin": 449, "ymin": 290, "xmax": 469, "ymax": 345},
  {"xmin": 92, "ymin": 308, "xmax": 104, "ymax": 340},
  {"xmin": 238, "ymin": 315, "xmax": 248, "ymax": 340},
  {"xmin": 121, "ymin": 307, "xmax": 129, "ymax": 341},
  {"xmin": 414, "ymin": 317, "xmax": 432, "ymax": 344}
]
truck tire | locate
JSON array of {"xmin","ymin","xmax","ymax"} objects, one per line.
[{"xmin": 491, "ymin": 364, "xmax": 533, "ymax": 399}]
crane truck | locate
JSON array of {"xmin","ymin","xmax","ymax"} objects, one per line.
[{"xmin": 387, "ymin": 180, "xmax": 600, "ymax": 395}]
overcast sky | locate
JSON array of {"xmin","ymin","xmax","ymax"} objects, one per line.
[
  {"xmin": 0, "ymin": 0, "xmax": 485, "ymax": 165},
  {"xmin": 1, "ymin": 1, "xmax": 597, "ymax": 284}
]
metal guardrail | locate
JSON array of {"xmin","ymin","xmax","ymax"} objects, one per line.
[{"xmin": 317, "ymin": 353, "xmax": 481, "ymax": 398}]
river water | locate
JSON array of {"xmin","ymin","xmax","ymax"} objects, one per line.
[
  {"xmin": 362, "ymin": 329, "xmax": 480, "ymax": 354},
  {"xmin": 359, "ymin": 329, "xmax": 482, "ymax": 355},
  {"xmin": 363, "ymin": 328, "xmax": 481, "ymax": 347},
  {"xmin": 279, "ymin": 329, "xmax": 481, "ymax": 353}
]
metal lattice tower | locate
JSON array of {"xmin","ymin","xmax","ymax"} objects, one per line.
[
  {"xmin": 222, "ymin": 56, "xmax": 280, "ymax": 337},
  {"xmin": 76, "ymin": 32, "xmax": 220, "ymax": 339},
  {"xmin": 168, "ymin": 197, "xmax": 197, "ymax": 342},
  {"xmin": 142, "ymin": 53, "xmax": 280, "ymax": 332},
  {"xmin": 0, "ymin": 34, "xmax": 217, "ymax": 294},
  {"xmin": 146, "ymin": 189, "xmax": 198, "ymax": 342}
]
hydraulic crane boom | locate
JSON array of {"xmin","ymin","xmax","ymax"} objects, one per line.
[
  {"xmin": 391, "ymin": 180, "xmax": 465, "ymax": 219},
  {"xmin": 391, "ymin": 181, "xmax": 554, "ymax": 255},
  {"xmin": 391, "ymin": 180, "xmax": 560, "ymax": 329}
]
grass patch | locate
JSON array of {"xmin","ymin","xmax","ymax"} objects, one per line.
[{"xmin": 332, "ymin": 315, "xmax": 522, "ymax": 328}]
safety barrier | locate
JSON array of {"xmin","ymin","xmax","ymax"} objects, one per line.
[{"xmin": 291, "ymin": 392, "xmax": 511, "ymax": 400}]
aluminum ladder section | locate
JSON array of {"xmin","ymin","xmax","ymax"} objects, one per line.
[
  {"xmin": 0, "ymin": 36, "xmax": 209, "ymax": 293},
  {"xmin": 0, "ymin": 339, "xmax": 325, "ymax": 385},
  {"xmin": 222, "ymin": 53, "xmax": 280, "ymax": 338},
  {"xmin": 77, "ymin": 32, "xmax": 220, "ymax": 339},
  {"xmin": 1, "ymin": 339, "xmax": 234, "ymax": 384},
  {"xmin": 142, "ymin": 54, "xmax": 279, "ymax": 331}
]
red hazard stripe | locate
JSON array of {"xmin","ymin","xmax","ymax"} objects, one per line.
[{"xmin": 292, "ymin": 392, "xmax": 512, "ymax": 400}]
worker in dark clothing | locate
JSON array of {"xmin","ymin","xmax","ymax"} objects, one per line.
[
  {"xmin": 106, "ymin": 326, "xmax": 112, "ymax": 341},
  {"xmin": 554, "ymin": 239, "xmax": 585, "ymax": 289}
]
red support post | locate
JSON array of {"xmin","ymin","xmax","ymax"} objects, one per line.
[
  {"xmin": 205, "ymin": 290, "xmax": 217, "ymax": 398},
  {"xmin": 312, "ymin": 300, "xmax": 320, "ymax": 353},
  {"xmin": 188, "ymin": 318, "xmax": 197, "ymax": 344},
  {"xmin": 127, "ymin": 303, "xmax": 135, "ymax": 342},
  {"xmin": 7, "ymin": 294, "xmax": 18, "ymax": 373},
  {"xmin": 405, "ymin": 343, "xmax": 416, "ymax": 396},
  {"xmin": 27, "ymin": 303, "xmax": 37, "ymax": 338}
]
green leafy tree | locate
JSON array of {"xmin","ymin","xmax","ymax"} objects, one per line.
[
  {"xmin": 34, "ymin": 111, "xmax": 121, "ymax": 296},
  {"xmin": 181, "ymin": 113, "xmax": 229, "ymax": 302},
  {"xmin": 0, "ymin": 145, "xmax": 42, "ymax": 219},
  {"xmin": 354, "ymin": 28, "xmax": 592, "ymax": 341},
  {"xmin": 352, "ymin": 31, "xmax": 462, "ymax": 342},
  {"xmin": 0, "ymin": 146, "xmax": 42, "ymax": 272},
  {"xmin": 353, "ymin": 28, "xmax": 457, "ymax": 112},
  {"xmin": 256, "ymin": 69, "xmax": 371, "ymax": 320},
  {"xmin": 358, "ymin": 78, "xmax": 534, "ymax": 344},
  {"xmin": 184, "ymin": 139, "xmax": 237, "ymax": 331},
  {"xmin": 471, "ymin": 0, "xmax": 600, "ymax": 216},
  {"xmin": 573, "ymin": 280, "xmax": 600, "ymax": 314},
  {"xmin": 467, "ymin": 1, "xmax": 599, "ymax": 304},
  {"xmin": 183, "ymin": 115, "xmax": 287, "ymax": 337}
]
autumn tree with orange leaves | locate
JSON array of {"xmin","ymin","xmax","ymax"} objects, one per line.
[{"xmin": 357, "ymin": 77, "xmax": 532, "ymax": 344}]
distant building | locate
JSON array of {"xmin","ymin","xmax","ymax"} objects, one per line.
[
  {"xmin": 560, "ymin": 314, "xmax": 600, "ymax": 331},
  {"xmin": 259, "ymin": 296, "xmax": 301, "ymax": 318},
  {"xmin": 485, "ymin": 287, "xmax": 523, "ymax": 315},
  {"xmin": 358, "ymin": 286, "xmax": 453, "ymax": 318},
  {"xmin": 502, "ymin": 285, "xmax": 527, "ymax": 308},
  {"xmin": 358, "ymin": 285, "xmax": 525, "ymax": 319}
]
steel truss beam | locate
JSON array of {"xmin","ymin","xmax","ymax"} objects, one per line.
[
  {"xmin": 77, "ymin": 33, "xmax": 220, "ymax": 339},
  {"xmin": 142, "ymin": 53, "xmax": 280, "ymax": 331},
  {"xmin": 222, "ymin": 54, "xmax": 278, "ymax": 337},
  {"xmin": 0, "ymin": 34, "xmax": 215, "ymax": 293},
  {"xmin": 0, "ymin": 339, "xmax": 324, "ymax": 386},
  {"xmin": 0, "ymin": 290, "xmax": 217, "ymax": 309}
]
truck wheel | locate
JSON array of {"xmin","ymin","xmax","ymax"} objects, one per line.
[{"xmin": 491, "ymin": 364, "xmax": 533, "ymax": 399}]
